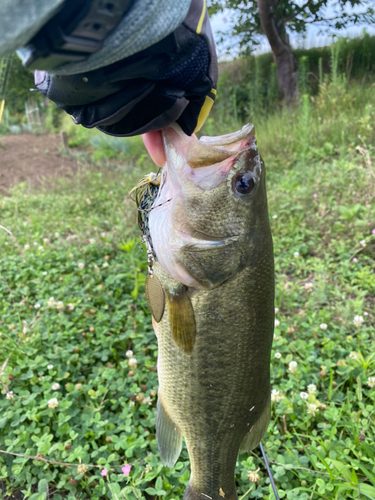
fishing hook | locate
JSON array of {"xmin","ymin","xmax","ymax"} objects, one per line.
[{"xmin": 259, "ymin": 442, "xmax": 280, "ymax": 500}]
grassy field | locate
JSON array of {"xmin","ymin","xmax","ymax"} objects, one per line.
[{"xmin": 0, "ymin": 68, "xmax": 375, "ymax": 500}]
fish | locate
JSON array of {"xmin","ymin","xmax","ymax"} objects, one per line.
[{"xmin": 139, "ymin": 123, "xmax": 274, "ymax": 500}]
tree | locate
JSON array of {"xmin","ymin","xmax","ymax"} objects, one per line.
[{"xmin": 208, "ymin": 0, "xmax": 374, "ymax": 103}]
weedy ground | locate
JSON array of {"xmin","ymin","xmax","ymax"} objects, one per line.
[{"xmin": 0, "ymin": 74, "xmax": 374, "ymax": 500}]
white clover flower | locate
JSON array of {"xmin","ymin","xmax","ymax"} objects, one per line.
[
  {"xmin": 33, "ymin": 242, "xmax": 38, "ymax": 246},
  {"xmin": 89, "ymin": 238, "xmax": 95, "ymax": 244},
  {"xmin": 77, "ymin": 464, "xmax": 88, "ymax": 475},
  {"xmin": 299, "ymin": 392, "xmax": 308, "ymax": 399},
  {"xmin": 22, "ymin": 324, "xmax": 28, "ymax": 334},
  {"xmin": 47, "ymin": 297, "xmax": 56, "ymax": 308},
  {"xmin": 66, "ymin": 303, "xmax": 75, "ymax": 311},
  {"xmin": 319, "ymin": 323, "xmax": 328, "ymax": 330},
  {"xmin": 304, "ymin": 282, "xmax": 313, "ymax": 290},
  {"xmin": 129, "ymin": 401, "xmax": 135, "ymax": 407},
  {"xmin": 248, "ymin": 469, "xmax": 261, "ymax": 483},
  {"xmin": 55, "ymin": 301, "xmax": 64, "ymax": 311},
  {"xmin": 47, "ymin": 364, "xmax": 54, "ymax": 370},
  {"xmin": 349, "ymin": 352, "xmax": 358, "ymax": 360},
  {"xmin": 136, "ymin": 393, "xmax": 144, "ymax": 403},
  {"xmin": 293, "ymin": 252, "xmax": 300, "ymax": 258},
  {"xmin": 274, "ymin": 319, "xmax": 280, "ymax": 327},
  {"xmin": 101, "ymin": 232, "xmax": 107, "ymax": 238},
  {"xmin": 353, "ymin": 315, "xmax": 364, "ymax": 328},
  {"xmin": 54, "ymin": 232, "xmax": 60, "ymax": 238},
  {"xmin": 288, "ymin": 361, "xmax": 298, "ymax": 373},
  {"xmin": 364, "ymin": 312, "xmax": 369, "ymax": 316},
  {"xmin": 128, "ymin": 358, "xmax": 138, "ymax": 369},
  {"xmin": 274, "ymin": 352, "xmax": 282, "ymax": 359},
  {"xmin": 307, "ymin": 384, "xmax": 317, "ymax": 394},
  {"xmin": 307, "ymin": 403, "xmax": 319, "ymax": 416},
  {"xmin": 24, "ymin": 244, "xmax": 30, "ymax": 250},
  {"xmin": 275, "ymin": 307, "xmax": 279, "ymax": 314},
  {"xmin": 52, "ymin": 383, "xmax": 60, "ymax": 391},
  {"xmin": 48, "ymin": 398, "xmax": 59, "ymax": 409},
  {"xmin": 6, "ymin": 391, "xmax": 14, "ymax": 400},
  {"xmin": 367, "ymin": 377, "xmax": 375, "ymax": 388},
  {"xmin": 143, "ymin": 396, "xmax": 152, "ymax": 406},
  {"xmin": 272, "ymin": 214, "xmax": 278, "ymax": 219},
  {"xmin": 102, "ymin": 262, "xmax": 109, "ymax": 268},
  {"xmin": 86, "ymin": 198, "xmax": 91, "ymax": 205},
  {"xmin": 126, "ymin": 350, "xmax": 133, "ymax": 358},
  {"xmin": 42, "ymin": 271, "xmax": 48, "ymax": 276},
  {"xmin": 38, "ymin": 246, "xmax": 44, "ymax": 252},
  {"xmin": 78, "ymin": 262, "xmax": 85, "ymax": 270},
  {"xmin": 43, "ymin": 238, "xmax": 49, "ymax": 244},
  {"xmin": 34, "ymin": 303, "xmax": 41, "ymax": 309},
  {"xmin": 360, "ymin": 239, "xmax": 366, "ymax": 247},
  {"xmin": 271, "ymin": 389, "xmax": 283, "ymax": 402}
]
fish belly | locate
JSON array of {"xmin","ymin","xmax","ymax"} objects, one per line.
[{"xmin": 155, "ymin": 260, "xmax": 274, "ymax": 500}]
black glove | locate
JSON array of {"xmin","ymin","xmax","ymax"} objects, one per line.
[{"xmin": 34, "ymin": 0, "xmax": 218, "ymax": 137}]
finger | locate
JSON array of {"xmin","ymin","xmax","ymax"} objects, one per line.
[{"xmin": 142, "ymin": 131, "xmax": 166, "ymax": 167}]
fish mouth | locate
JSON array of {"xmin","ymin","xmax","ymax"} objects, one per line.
[
  {"xmin": 199, "ymin": 123, "xmax": 255, "ymax": 146},
  {"xmin": 164, "ymin": 123, "xmax": 255, "ymax": 170}
]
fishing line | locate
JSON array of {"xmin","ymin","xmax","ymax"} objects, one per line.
[{"xmin": 259, "ymin": 442, "xmax": 280, "ymax": 500}]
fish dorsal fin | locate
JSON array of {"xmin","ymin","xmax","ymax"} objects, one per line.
[
  {"xmin": 240, "ymin": 396, "xmax": 271, "ymax": 452},
  {"xmin": 156, "ymin": 395, "xmax": 182, "ymax": 468},
  {"xmin": 145, "ymin": 274, "xmax": 165, "ymax": 323},
  {"xmin": 166, "ymin": 286, "xmax": 196, "ymax": 355}
]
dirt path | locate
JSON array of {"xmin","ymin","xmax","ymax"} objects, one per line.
[{"xmin": 0, "ymin": 133, "xmax": 83, "ymax": 194}]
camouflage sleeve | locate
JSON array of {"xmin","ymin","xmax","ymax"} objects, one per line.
[
  {"xmin": 1, "ymin": 0, "xmax": 218, "ymax": 137},
  {"xmin": 0, "ymin": 0, "xmax": 193, "ymax": 74}
]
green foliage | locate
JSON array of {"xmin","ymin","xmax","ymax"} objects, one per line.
[
  {"xmin": 1, "ymin": 74, "xmax": 375, "ymax": 499},
  {"xmin": 2, "ymin": 56, "xmax": 41, "ymax": 115},
  {"xmin": 59, "ymin": 114, "xmax": 153, "ymax": 171},
  {"xmin": 208, "ymin": 0, "xmax": 374, "ymax": 54},
  {"xmin": 44, "ymin": 103, "xmax": 64, "ymax": 134},
  {"xmin": 209, "ymin": 34, "xmax": 375, "ymax": 129}
]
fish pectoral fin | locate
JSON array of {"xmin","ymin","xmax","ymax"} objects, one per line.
[
  {"xmin": 240, "ymin": 397, "xmax": 271, "ymax": 452},
  {"xmin": 156, "ymin": 396, "xmax": 182, "ymax": 468},
  {"xmin": 167, "ymin": 286, "xmax": 196, "ymax": 354}
]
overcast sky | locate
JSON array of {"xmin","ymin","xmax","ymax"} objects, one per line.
[{"xmin": 210, "ymin": 2, "xmax": 375, "ymax": 60}]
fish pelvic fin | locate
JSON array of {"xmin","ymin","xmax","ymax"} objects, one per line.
[
  {"xmin": 183, "ymin": 482, "xmax": 238, "ymax": 500},
  {"xmin": 240, "ymin": 396, "xmax": 271, "ymax": 452},
  {"xmin": 156, "ymin": 395, "xmax": 182, "ymax": 468}
]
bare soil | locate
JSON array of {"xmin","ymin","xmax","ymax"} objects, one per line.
[{"xmin": 0, "ymin": 133, "xmax": 82, "ymax": 194}]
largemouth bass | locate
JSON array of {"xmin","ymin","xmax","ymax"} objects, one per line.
[{"xmin": 139, "ymin": 124, "xmax": 274, "ymax": 500}]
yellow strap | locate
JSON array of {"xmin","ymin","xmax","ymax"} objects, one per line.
[
  {"xmin": 196, "ymin": 0, "xmax": 206, "ymax": 34},
  {"xmin": 194, "ymin": 94, "xmax": 215, "ymax": 133},
  {"xmin": 0, "ymin": 100, "xmax": 5, "ymax": 123}
]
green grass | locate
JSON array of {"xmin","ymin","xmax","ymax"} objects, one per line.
[{"xmin": 0, "ymin": 76, "xmax": 375, "ymax": 500}]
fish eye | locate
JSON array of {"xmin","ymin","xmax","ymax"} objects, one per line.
[{"xmin": 233, "ymin": 172, "xmax": 255, "ymax": 195}]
